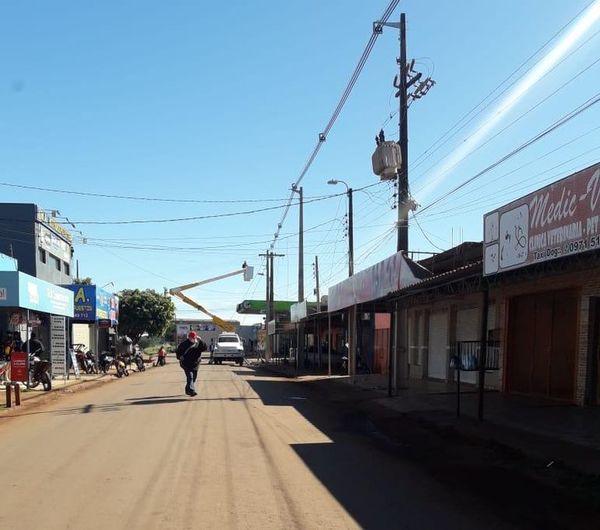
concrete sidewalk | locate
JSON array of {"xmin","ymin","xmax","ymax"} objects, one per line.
[
  {"xmin": 0, "ymin": 361, "xmax": 157, "ymax": 411},
  {"xmin": 254, "ymin": 361, "xmax": 600, "ymax": 477}
]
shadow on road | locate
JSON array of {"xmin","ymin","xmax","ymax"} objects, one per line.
[{"xmin": 240, "ymin": 372, "xmax": 600, "ymax": 530}]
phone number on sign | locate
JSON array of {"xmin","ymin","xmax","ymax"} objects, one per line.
[{"xmin": 562, "ymin": 236, "xmax": 600, "ymax": 255}]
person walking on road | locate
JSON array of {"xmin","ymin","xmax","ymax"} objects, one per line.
[{"xmin": 176, "ymin": 331, "xmax": 206, "ymax": 397}]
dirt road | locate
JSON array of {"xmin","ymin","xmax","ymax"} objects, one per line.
[{"xmin": 0, "ymin": 362, "xmax": 547, "ymax": 529}]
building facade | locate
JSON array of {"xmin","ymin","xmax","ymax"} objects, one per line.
[{"xmin": 0, "ymin": 203, "xmax": 74, "ymax": 285}]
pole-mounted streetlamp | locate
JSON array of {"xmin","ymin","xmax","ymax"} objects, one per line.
[{"xmin": 327, "ymin": 179, "xmax": 354, "ymax": 277}]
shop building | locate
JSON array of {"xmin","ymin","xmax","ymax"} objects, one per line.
[
  {"xmin": 174, "ymin": 318, "xmax": 241, "ymax": 347},
  {"xmin": 0, "ymin": 203, "xmax": 74, "ymax": 284},
  {"xmin": 62, "ymin": 284, "xmax": 119, "ymax": 357},
  {"xmin": 484, "ymin": 161, "xmax": 600, "ymax": 405},
  {"xmin": 0, "ymin": 253, "xmax": 74, "ymax": 377}
]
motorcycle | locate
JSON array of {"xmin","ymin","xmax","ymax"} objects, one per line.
[
  {"xmin": 29, "ymin": 350, "xmax": 52, "ymax": 391},
  {"xmin": 132, "ymin": 345, "xmax": 145, "ymax": 372},
  {"xmin": 98, "ymin": 351, "xmax": 114, "ymax": 374},
  {"xmin": 114, "ymin": 353, "xmax": 129, "ymax": 378},
  {"xmin": 73, "ymin": 344, "xmax": 97, "ymax": 374},
  {"xmin": 341, "ymin": 353, "xmax": 371, "ymax": 375}
]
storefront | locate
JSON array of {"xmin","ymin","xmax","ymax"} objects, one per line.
[
  {"xmin": 484, "ymin": 162, "xmax": 600, "ymax": 404},
  {"xmin": 0, "ymin": 254, "xmax": 74, "ymax": 377},
  {"xmin": 328, "ymin": 251, "xmax": 428, "ymax": 376},
  {"xmin": 63, "ymin": 285, "xmax": 119, "ymax": 358}
]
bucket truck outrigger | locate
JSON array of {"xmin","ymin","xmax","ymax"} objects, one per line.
[{"xmin": 167, "ymin": 262, "xmax": 254, "ymax": 334}]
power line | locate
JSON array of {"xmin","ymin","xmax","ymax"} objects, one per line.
[
  {"xmin": 413, "ymin": 29, "xmax": 600, "ymax": 193},
  {"xmin": 416, "ymin": 90, "xmax": 600, "ymax": 217},
  {"xmin": 412, "ymin": 213, "xmax": 445, "ymax": 252},
  {"xmin": 61, "ymin": 190, "xmax": 345, "ymax": 225},
  {"xmin": 409, "ymin": 0, "xmax": 599, "ymax": 176},
  {"xmin": 0, "ymin": 181, "xmax": 301, "ymax": 204},
  {"xmin": 268, "ymin": 0, "xmax": 400, "ymax": 250}
]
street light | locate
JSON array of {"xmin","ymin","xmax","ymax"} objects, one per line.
[
  {"xmin": 101, "ymin": 281, "xmax": 114, "ymax": 289},
  {"xmin": 327, "ymin": 179, "xmax": 354, "ymax": 277}
]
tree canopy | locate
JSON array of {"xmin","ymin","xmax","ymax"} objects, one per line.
[
  {"xmin": 118, "ymin": 289, "xmax": 175, "ymax": 344},
  {"xmin": 73, "ymin": 277, "xmax": 93, "ymax": 285}
]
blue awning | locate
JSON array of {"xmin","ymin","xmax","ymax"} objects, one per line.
[{"xmin": 0, "ymin": 271, "xmax": 74, "ymax": 318}]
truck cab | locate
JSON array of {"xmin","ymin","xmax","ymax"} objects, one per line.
[{"xmin": 213, "ymin": 333, "xmax": 244, "ymax": 365}]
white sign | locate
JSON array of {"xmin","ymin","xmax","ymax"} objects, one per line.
[
  {"xmin": 50, "ymin": 315, "xmax": 67, "ymax": 378},
  {"xmin": 39, "ymin": 225, "xmax": 72, "ymax": 263},
  {"xmin": 0, "ymin": 287, "xmax": 6, "ymax": 301}
]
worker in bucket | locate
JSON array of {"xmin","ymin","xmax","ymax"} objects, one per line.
[{"xmin": 176, "ymin": 330, "xmax": 207, "ymax": 397}]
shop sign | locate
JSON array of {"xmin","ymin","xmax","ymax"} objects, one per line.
[
  {"xmin": 10, "ymin": 352, "xmax": 28, "ymax": 382},
  {"xmin": 109, "ymin": 294, "xmax": 119, "ymax": 325},
  {"xmin": 19, "ymin": 275, "xmax": 73, "ymax": 316},
  {"xmin": 69, "ymin": 348, "xmax": 80, "ymax": 379},
  {"xmin": 98, "ymin": 319, "xmax": 112, "ymax": 328},
  {"xmin": 38, "ymin": 225, "xmax": 71, "ymax": 264},
  {"xmin": 68, "ymin": 285, "xmax": 96, "ymax": 321},
  {"xmin": 484, "ymin": 162, "xmax": 600, "ymax": 275},
  {"xmin": 36, "ymin": 210, "xmax": 73, "ymax": 243},
  {"xmin": 0, "ymin": 272, "xmax": 19, "ymax": 306},
  {"xmin": 96, "ymin": 288, "xmax": 112, "ymax": 320},
  {"xmin": 64, "ymin": 285, "xmax": 118, "ymax": 324},
  {"xmin": 50, "ymin": 315, "xmax": 67, "ymax": 377},
  {"xmin": 0, "ymin": 272, "xmax": 73, "ymax": 317},
  {"xmin": 328, "ymin": 251, "xmax": 421, "ymax": 312}
]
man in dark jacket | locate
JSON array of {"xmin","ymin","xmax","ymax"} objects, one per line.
[{"xmin": 176, "ymin": 331, "xmax": 206, "ymax": 397}]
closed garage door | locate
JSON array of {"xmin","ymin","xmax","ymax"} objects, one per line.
[
  {"xmin": 507, "ymin": 289, "xmax": 577, "ymax": 401},
  {"xmin": 428, "ymin": 311, "xmax": 448, "ymax": 379}
]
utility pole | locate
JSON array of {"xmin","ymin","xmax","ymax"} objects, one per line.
[
  {"xmin": 375, "ymin": 13, "xmax": 435, "ymax": 253},
  {"xmin": 260, "ymin": 250, "xmax": 284, "ymax": 360},
  {"xmin": 314, "ymin": 255, "xmax": 320, "ymax": 305},
  {"xmin": 327, "ymin": 178, "xmax": 355, "ymax": 375},
  {"xmin": 261, "ymin": 251, "xmax": 271, "ymax": 359},
  {"xmin": 294, "ymin": 185, "xmax": 304, "ymax": 301},
  {"xmin": 314, "ymin": 255, "xmax": 321, "ymax": 368},
  {"xmin": 373, "ymin": 12, "xmax": 435, "ymax": 393},
  {"xmin": 397, "ymin": 12, "xmax": 408, "ymax": 253},
  {"xmin": 292, "ymin": 184, "xmax": 305, "ymax": 369},
  {"xmin": 348, "ymin": 187, "xmax": 354, "ymax": 276}
]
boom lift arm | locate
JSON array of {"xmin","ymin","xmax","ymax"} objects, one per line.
[{"xmin": 168, "ymin": 262, "xmax": 253, "ymax": 333}]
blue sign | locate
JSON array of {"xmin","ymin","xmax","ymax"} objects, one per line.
[
  {"xmin": 0, "ymin": 253, "xmax": 17, "ymax": 272},
  {"xmin": 0, "ymin": 272, "xmax": 20, "ymax": 305},
  {"xmin": 65, "ymin": 285, "xmax": 96, "ymax": 321},
  {"xmin": 63, "ymin": 285, "xmax": 118, "ymax": 324},
  {"xmin": 0, "ymin": 271, "xmax": 74, "ymax": 317}
]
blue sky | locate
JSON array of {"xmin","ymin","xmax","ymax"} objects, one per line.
[{"xmin": 1, "ymin": 0, "xmax": 599, "ymax": 324}]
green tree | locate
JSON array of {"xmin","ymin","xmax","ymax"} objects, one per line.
[
  {"xmin": 118, "ymin": 289, "xmax": 175, "ymax": 344},
  {"xmin": 73, "ymin": 277, "xmax": 93, "ymax": 285}
]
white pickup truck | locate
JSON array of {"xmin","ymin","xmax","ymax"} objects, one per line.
[{"xmin": 212, "ymin": 333, "xmax": 245, "ymax": 366}]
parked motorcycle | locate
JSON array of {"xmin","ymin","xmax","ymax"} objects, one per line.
[
  {"xmin": 98, "ymin": 351, "xmax": 114, "ymax": 374},
  {"xmin": 341, "ymin": 353, "xmax": 371, "ymax": 375},
  {"xmin": 73, "ymin": 344, "xmax": 97, "ymax": 374},
  {"xmin": 29, "ymin": 350, "xmax": 52, "ymax": 391},
  {"xmin": 132, "ymin": 345, "xmax": 145, "ymax": 372},
  {"xmin": 114, "ymin": 353, "xmax": 129, "ymax": 378}
]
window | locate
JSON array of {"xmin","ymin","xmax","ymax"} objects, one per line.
[
  {"xmin": 218, "ymin": 336, "xmax": 240, "ymax": 343},
  {"xmin": 50, "ymin": 254, "xmax": 61, "ymax": 271},
  {"xmin": 38, "ymin": 247, "xmax": 47, "ymax": 264},
  {"xmin": 64, "ymin": 262, "xmax": 70, "ymax": 276}
]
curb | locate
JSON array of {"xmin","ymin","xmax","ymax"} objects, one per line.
[{"xmin": 0, "ymin": 361, "xmax": 159, "ymax": 417}]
